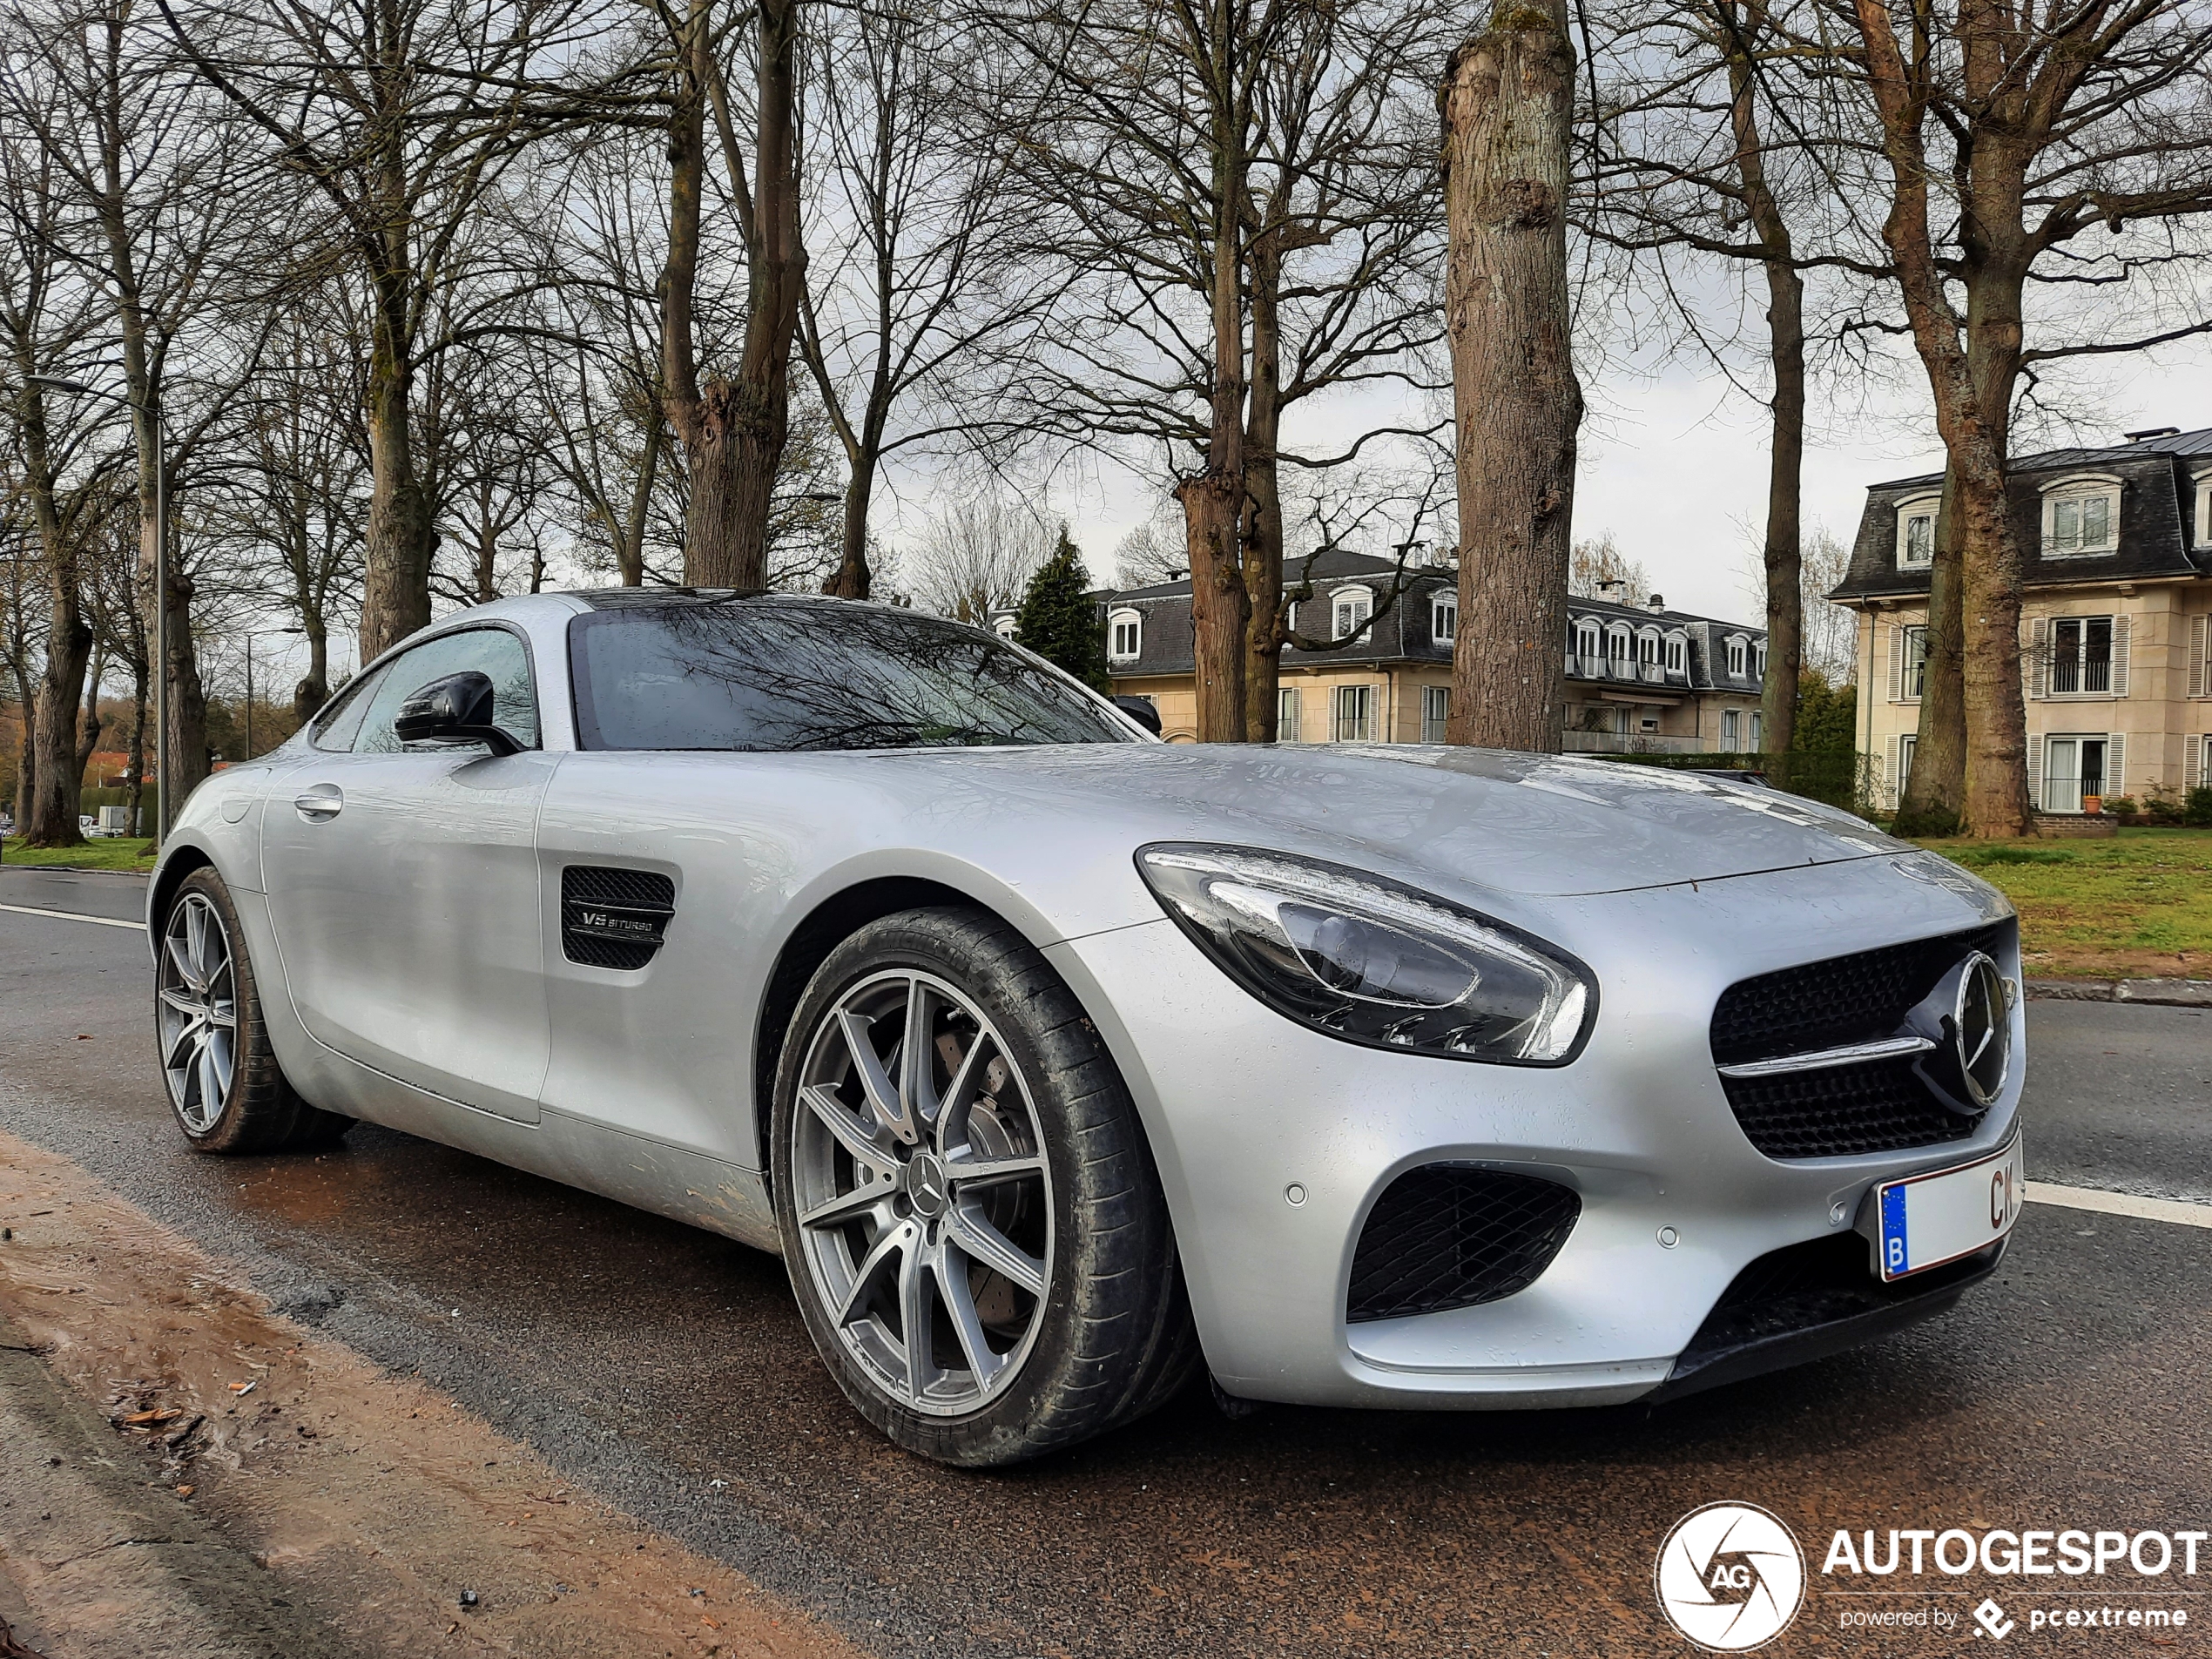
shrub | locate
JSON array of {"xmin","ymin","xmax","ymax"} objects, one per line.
[{"xmin": 2187, "ymin": 786, "xmax": 2212, "ymax": 828}]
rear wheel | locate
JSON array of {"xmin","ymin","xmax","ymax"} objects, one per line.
[
  {"xmin": 772, "ymin": 907, "xmax": 1196, "ymax": 1466},
  {"xmin": 157, "ymin": 867, "xmax": 352, "ymax": 1153}
]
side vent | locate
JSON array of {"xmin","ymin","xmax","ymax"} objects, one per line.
[{"xmin": 562, "ymin": 867, "xmax": 676, "ymax": 970}]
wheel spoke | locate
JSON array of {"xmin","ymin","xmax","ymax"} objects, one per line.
[
  {"xmin": 165, "ymin": 934, "xmax": 202, "ymax": 994},
  {"xmin": 946, "ymin": 1151, "xmax": 1044, "ymax": 1192},
  {"xmin": 897, "ymin": 978, "xmax": 938, "ymax": 1132},
  {"xmin": 186, "ymin": 901, "xmax": 215, "ymax": 983},
  {"xmin": 932, "ymin": 1028, "xmax": 992, "ymax": 1154},
  {"xmin": 206, "ymin": 1029, "xmax": 234, "ymax": 1101},
  {"xmin": 946, "ymin": 1202, "xmax": 1046, "ymax": 1298},
  {"xmin": 837, "ymin": 1010, "xmax": 910, "ymax": 1142},
  {"xmin": 799, "ymin": 1180, "xmax": 892, "ymax": 1232},
  {"xmin": 193, "ymin": 1033, "xmax": 223, "ymax": 1116},
  {"xmin": 833, "ymin": 1223, "xmax": 908, "ymax": 1326},
  {"xmin": 158, "ymin": 986, "xmax": 202, "ymax": 1017},
  {"xmin": 898, "ymin": 1238, "xmax": 937, "ymax": 1400},
  {"xmin": 800, "ymin": 1084, "xmax": 899, "ymax": 1178},
  {"xmin": 204, "ymin": 997, "xmax": 236, "ymax": 1029},
  {"xmin": 937, "ymin": 1251, "xmax": 1005, "ymax": 1389},
  {"xmin": 163, "ymin": 1016, "xmax": 201, "ymax": 1070}
]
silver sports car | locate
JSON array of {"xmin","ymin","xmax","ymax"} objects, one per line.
[{"xmin": 148, "ymin": 590, "xmax": 2024, "ymax": 1466}]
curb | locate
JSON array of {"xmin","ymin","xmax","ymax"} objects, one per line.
[{"xmin": 2026, "ymin": 977, "xmax": 2212, "ymax": 1009}]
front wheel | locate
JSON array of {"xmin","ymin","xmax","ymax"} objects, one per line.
[
  {"xmin": 771, "ymin": 907, "xmax": 1196, "ymax": 1467},
  {"xmin": 156, "ymin": 867, "xmax": 352, "ymax": 1153}
]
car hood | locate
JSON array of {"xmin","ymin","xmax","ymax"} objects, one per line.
[{"xmin": 848, "ymin": 741, "xmax": 1907, "ymax": 900}]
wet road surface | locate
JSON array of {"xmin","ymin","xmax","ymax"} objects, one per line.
[{"xmin": 4, "ymin": 865, "xmax": 2209, "ymax": 1657}]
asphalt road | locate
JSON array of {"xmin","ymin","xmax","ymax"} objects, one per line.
[{"xmin": 5, "ymin": 862, "xmax": 2210, "ymax": 1658}]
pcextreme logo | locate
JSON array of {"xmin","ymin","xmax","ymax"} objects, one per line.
[{"xmin": 1655, "ymin": 1502, "xmax": 1808, "ymax": 1652}]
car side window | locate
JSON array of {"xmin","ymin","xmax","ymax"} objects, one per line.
[
  {"xmin": 309, "ymin": 666, "xmax": 388, "ymax": 752},
  {"xmin": 353, "ymin": 628, "xmax": 540, "ymax": 755}
]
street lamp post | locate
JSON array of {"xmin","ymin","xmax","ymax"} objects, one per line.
[
  {"xmin": 29, "ymin": 374, "xmax": 166, "ymax": 844},
  {"xmin": 242, "ymin": 628, "xmax": 306, "ymax": 759}
]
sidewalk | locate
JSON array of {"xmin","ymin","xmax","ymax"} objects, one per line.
[{"xmin": 0, "ymin": 1129, "xmax": 865, "ymax": 1659}]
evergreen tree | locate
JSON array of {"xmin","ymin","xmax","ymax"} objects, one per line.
[{"xmin": 1013, "ymin": 529, "xmax": 1111, "ymax": 691}]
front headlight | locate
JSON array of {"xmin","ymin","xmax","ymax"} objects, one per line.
[{"xmin": 1134, "ymin": 844, "xmax": 1595, "ymax": 1065}]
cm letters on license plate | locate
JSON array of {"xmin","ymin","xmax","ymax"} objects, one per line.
[{"xmin": 1875, "ymin": 1136, "xmax": 2023, "ymax": 1281}]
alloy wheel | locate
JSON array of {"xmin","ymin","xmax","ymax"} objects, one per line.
[
  {"xmin": 158, "ymin": 892, "xmax": 238, "ymax": 1131},
  {"xmin": 790, "ymin": 970, "xmax": 1055, "ymax": 1415}
]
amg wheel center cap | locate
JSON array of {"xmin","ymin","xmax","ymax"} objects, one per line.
[{"xmin": 907, "ymin": 1151, "xmax": 950, "ymax": 1218}]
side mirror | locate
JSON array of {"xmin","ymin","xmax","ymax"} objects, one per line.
[
  {"xmin": 1112, "ymin": 695, "xmax": 1163, "ymax": 736},
  {"xmin": 393, "ymin": 671, "xmax": 522, "ymax": 756}
]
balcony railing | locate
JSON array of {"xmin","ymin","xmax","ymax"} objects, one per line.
[
  {"xmin": 1561, "ymin": 731, "xmax": 1709, "ymax": 755},
  {"xmin": 1565, "ymin": 653, "xmax": 1686, "ymax": 686}
]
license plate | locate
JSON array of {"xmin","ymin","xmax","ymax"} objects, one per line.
[{"xmin": 1872, "ymin": 1136, "xmax": 2024, "ymax": 1281}]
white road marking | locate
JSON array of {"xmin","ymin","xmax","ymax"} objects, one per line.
[
  {"xmin": 2027, "ymin": 1181, "xmax": 2212, "ymax": 1231},
  {"xmin": 0, "ymin": 901, "xmax": 142, "ymax": 932}
]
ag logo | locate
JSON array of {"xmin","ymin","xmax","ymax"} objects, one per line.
[{"xmin": 1654, "ymin": 1502, "xmax": 1805, "ymax": 1652}]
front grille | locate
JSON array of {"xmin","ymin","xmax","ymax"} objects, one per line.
[
  {"xmin": 1674, "ymin": 1231, "xmax": 1999, "ymax": 1370},
  {"xmin": 1711, "ymin": 924, "xmax": 2010, "ymax": 1160},
  {"xmin": 1710, "ymin": 924, "xmax": 2007, "ymax": 1067},
  {"xmin": 1346, "ymin": 1167, "xmax": 1580, "ymax": 1324},
  {"xmin": 561, "ymin": 866, "xmax": 676, "ymax": 970}
]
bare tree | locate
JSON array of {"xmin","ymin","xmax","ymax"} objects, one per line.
[
  {"xmin": 1812, "ymin": 0, "xmax": 2212, "ymax": 836},
  {"xmin": 1443, "ymin": 0, "xmax": 1581, "ymax": 752},
  {"xmin": 900, "ymin": 492, "xmax": 1055, "ymax": 622},
  {"xmin": 1567, "ymin": 529, "xmax": 1652, "ymax": 602}
]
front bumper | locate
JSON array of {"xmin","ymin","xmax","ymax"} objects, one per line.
[{"xmin": 1043, "ymin": 852, "xmax": 2023, "ymax": 1409}]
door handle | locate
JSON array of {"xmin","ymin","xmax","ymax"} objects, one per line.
[{"xmin": 293, "ymin": 786, "xmax": 344, "ymax": 821}]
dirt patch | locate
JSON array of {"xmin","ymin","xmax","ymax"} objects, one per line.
[{"xmin": 0, "ymin": 1128, "xmax": 869, "ymax": 1659}]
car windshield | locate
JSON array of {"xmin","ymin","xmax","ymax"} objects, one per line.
[{"xmin": 568, "ymin": 597, "xmax": 1136, "ymax": 752}]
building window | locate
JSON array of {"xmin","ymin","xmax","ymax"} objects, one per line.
[
  {"xmin": 1636, "ymin": 631, "xmax": 1659, "ymax": 667},
  {"xmin": 1607, "ymin": 626, "xmax": 1631, "ymax": 668},
  {"xmin": 1333, "ymin": 587, "xmax": 1372, "ymax": 641},
  {"xmin": 2195, "ymin": 470, "xmax": 2212, "ymax": 547},
  {"xmin": 1725, "ymin": 637, "xmax": 1749, "ymax": 678},
  {"xmin": 1432, "ymin": 591, "xmax": 1457, "ymax": 644},
  {"xmin": 1332, "ymin": 684, "xmax": 1374, "ymax": 741},
  {"xmin": 1896, "ymin": 495, "xmax": 1940, "ymax": 568},
  {"xmin": 2042, "ymin": 734, "xmax": 2111, "ymax": 813},
  {"xmin": 2041, "ymin": 475, "xmax": 2121, "ymax": 556},
  {"xmin": 1898, "ymin": 733, "xmax": 1917, "ymax": 806},
  {"xmin": 1277, "ymin": 687, "xmax": 1299, "ymax": 743},
  {"xmin": 1421, "ymin": 685, "xmax": 1449, "ymax": 743},
  {"xmin": 1575, "ymin": 621, "xmax": 1601, "ymax": 666},
  {"xmin": 1750, "ymin": 711, "xmax": 1763, "ymax": 750},
  {"xmin": 1901, "ymin": 624, "xmax": 1928, "ymax": 700},
  {"xmin": 2050, "ymin": 616, "xmax": 2113, "ymax": 694},
  {"xmin": 1108, "ymin": 609, "xmax": 1142, "ymax": 662},
  {"xmin": 1754, "ymin": 642, "xmax": 1768, "ymax": 679},
  {"xmin": 1722, "ymin": 709, "xmax": 1741, "ymax": 750},
  {"xmin": 1665, "ymin": 634, "xmax": 1686, "ymax": 674}
]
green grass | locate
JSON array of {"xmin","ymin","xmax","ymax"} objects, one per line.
[
  {"xmin": 1922, "ymin": 826, "xmax": 2212, "ymax": 981},
  {"xmin": 0, "ymin": 835, "xmax": 158, "ymax": 872}
]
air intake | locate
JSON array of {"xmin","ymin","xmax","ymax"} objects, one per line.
[
  {"xmin": 561, "ymin": 867, "xmax": 676, "ymax": 970},
  {"xmin": 1346, "ymin": 1166, "xmax": 1580, "ymax": 1324}
]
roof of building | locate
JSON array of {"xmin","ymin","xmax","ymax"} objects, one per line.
[{"xmin": 1834, "ymin": 423, "xmax": 2211, "ymax": 604}]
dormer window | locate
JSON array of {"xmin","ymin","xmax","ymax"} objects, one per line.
[
  {"xmin": 1636, "ymin": 630, "xmax": 1660, "ymax": 668},
  {"xmin": 1575, "ymin": 620, "xmax": 1601, "ymax": 663},
  {"xmin": 1665, "ymin": 633, "xmax": 1686, "ymax": 674},
  {"xmin": 1108, "ymin": 609, "xmax": 1142, "ymax": 662},
  {"xmin": 2193, "ymin": 466, "xmax": 2210, "ymax": 547},
  {"xmin": 1725, "ymin": 636, "xmax": 1749, "ymax": 678},
  {"xmin": 2040, "ymin": 474, "xmax": 2121, "ymax": 556},
  {"xmin": 1431, "ymin": 590, "xmax": 1457, "ymax": 644},
  {"xmin": 1333, "ymin": 586, "xmax": 1373, "ymax": 640},
  {"xmin": 1755, "ymin": 641, "xmax": 1768, "ymax": 678},
  {"xmin": 992, "ymin": 616, "xmax": 1017, "ymax": 641},
  {"xmin": 1895, "ymin": 494, "xmax": 1940, "ymax": 569},
  {"xmin": 1607, "ymin": 624, "xmax": 1631, "ymax": 666}
]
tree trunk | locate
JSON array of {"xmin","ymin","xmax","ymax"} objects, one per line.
[
  {"xmin": 825, "ymin": 454, "xmax": 876, "ymax": 599},
  {"xmin": 164, "ymin": 566, "xmax": 212, "ymax": 804},
  {"xmin": 1895, "ymin": 467, "xmax": 1967, "ymax": 835},
  {"xmin": 1718, "ymin": 4, "xmax": 1804, "ymax": 773},
  {"xmin": 360, "ymin": 291, "xmax": 431, "ymax": 659},
  {"xmin": 125, "ymin": 649, "xmax": 147, "ymax": 835},
  {"xmin": 1241, "ymin": 233, "xmax": 1285, "ymax": 742},
  {"xmin": 19, "ymin": 381, "xmax": 89, "ymax": 847},
  {"xmin": 1440, "ymin": 5, "xmax": 1581, "ymax": 753},
  {"xmin": 293, "ymin": 598, "xmax": 331, "ymax": 725},
  {"xmin": 713, "ymin": 0, "xmax": 806, "ymax": 590},
  {"xmin": 76, "ymin": 645, "xmax": 106, "ymax": 780}
]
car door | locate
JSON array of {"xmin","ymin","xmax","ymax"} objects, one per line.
[{"xmin": 261, "ymin": 625, "xmax": 555, "ymax": 1123}]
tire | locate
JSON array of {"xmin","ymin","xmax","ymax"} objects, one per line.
[
  {"xmin": 155, "ymin": 867, "xmax": 353, "ymax": 1154},
  {"xmin": 771, "ymin": 905, "xmax": 1194, "ymax": 1467}
]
